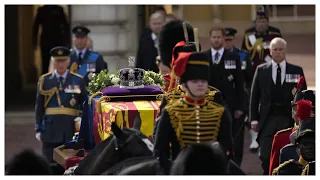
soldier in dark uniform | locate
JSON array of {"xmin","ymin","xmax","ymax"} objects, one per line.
[
  {"xmin": 35, "ymin": 46, "xmax": 87, "ymax": 163},
  {"xmin": 205, "ymin": 26, "xmax": 245, "ymax": 164},
  {"xmin": 223, "ymin": 27, "xmax": 253, "ymax": 166},
  {"xmin": 272, "ymin": 100, "xmax": 315, "ymax": 175},
  {"xmin": 33, "ymin": 5, "xmax": 70, "ymax": 75},
  {"xmin": 269, "ymin": 80, "xmax": 315, "ymax": 174},
  {"xmin": 154, "ymin": 51, "xmax": 233, "ymax": 174},
  {"xmin": 301, "ymin": 161, "xmax": 315, "ymax": 175},
  {"xmin": 250, "ymin": 37, "xmax": 307, "ymax": 175},
  {"xmin": 278, "ymin": 89, "xmax": 316, "ymax": 166},
  {"xmin": 241, "ymin": 10, "xmax": 282, "ymax": 72},
  {"xmin": 69, "ymin": 25, "xmax": 107, "ymax": 86}
]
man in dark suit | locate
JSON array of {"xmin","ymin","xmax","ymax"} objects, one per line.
[
  {"xmin": 35, "ymin": 46, "xmax": 87, "ymax": 164},
  {"xmin": 68, "ymin": 25, "xmax": 107, "ymax": 86},
  {"xmin": 249, "ymin": 37, "xmax": 307, "ymax": 175},
  {"xmin": 205, "ymin": 27, "xmax": 245, "ymax": 164},
  {"xmin": 33, "ymin": 5, "xmax": 70, "ymax": 75},
  {"xmin": 224, "ymin": 27, "xmax": 253, "ymax": 166},
  {"xmin": 135, "ymin": 12, "xmax": 165, "ymax": 73}
]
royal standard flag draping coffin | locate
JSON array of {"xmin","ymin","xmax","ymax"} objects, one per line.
[{"xmin": 93, "ymin": 86, "xmax": 163, "ymax": 144}]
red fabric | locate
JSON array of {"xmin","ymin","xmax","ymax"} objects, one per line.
[
  {"xmin": 297, "ymin": 100, "xmax": 313, "ymax": 120},
  {"xmin": 65, "ymin": 152, "xmax": 89, "ymax": 170},
  {"xmin": 297, "ymin": 76, "xmax": 305, "ymax": 91},
  {"xmin": 184, "ymin": 96, "xmax": 205, "ymax": 105},
  {"xmin": 172, "ymin": 52, "xmax": 192, "ymax": 78},
  {"xmin": 171, "ymin": 41, "xmax": 188, "ymax": 65},
  {"xmin": 269, "ymin": 128, "xmax": 294, "ymax": 174}
]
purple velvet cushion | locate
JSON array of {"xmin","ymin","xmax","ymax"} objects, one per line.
[{"xmin": 101, "ymin": 85, "xmax": 163, "ymax": 96}]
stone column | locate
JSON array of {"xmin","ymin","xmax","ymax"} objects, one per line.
[{"xmin": 70, "ymin": 5, "xmax": 138, "ymax": 73}]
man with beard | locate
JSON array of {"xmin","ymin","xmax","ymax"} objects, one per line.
[
  {"xmin": 223, "ymin": 27, "xmax": 253, "ymax": 166},
  {"xmin": 68, "ymin": 25, "xmax": 107, "ymax": 86},
  {"xmin": 205, "ymin": 27, "xmax": 245, "ymax": 163},
  {"xmin": 272, "ymin": 100, "xmax": 315, "ymax": 175}
]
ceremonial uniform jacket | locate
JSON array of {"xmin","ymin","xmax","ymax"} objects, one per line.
[
  {"xmin": 153, "ymin": 85, "xmax": 227, "ymax": 138},
  {"xmin": 269, "ymin": 127, "xmax": 295, "ymax": 174},
  {"xmin": 272, "ymin": 159, "xmax": 303, "ymax": 175},
  {"xmin": 154, "ymin": 97, "xmax": 233, "ymax": 165},
  {"xmin": 69, "ymin": 49, "xmax": 107, "ymax": 86},
  {"xmin": 301, "ymin": 161, "xmax": 315, "ymax": 175},
  {"xmin": 35, "ymin": 71, "xmax": 87, "ymax": 143},
  {"xmin": 241, "ymin": 26, "xmax": 282, "ymax": 71},
  {"xmin": 206, "ymin": 49, "xmax": 245, "ymax": 113}
]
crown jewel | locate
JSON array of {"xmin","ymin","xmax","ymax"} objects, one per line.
[{"xmin": 118, "ymin": 56, "xmax": 145, "ymax": 89}]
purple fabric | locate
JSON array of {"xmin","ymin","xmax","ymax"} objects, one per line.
[{"xmin": 101, "ymin": 85, "xmax": 163, "ymax": 96}]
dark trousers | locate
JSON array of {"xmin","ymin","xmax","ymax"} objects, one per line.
[
  {"xmin": 258, "ymin": 115, "xmax": 291, "ymax": 175},
  {"xmin": 42, "ymin": 142, "xmax": 64, "ymax": 163},
  {"xmin": 232, "ymin": 114, "xmax": 245, "ymax": 166}
]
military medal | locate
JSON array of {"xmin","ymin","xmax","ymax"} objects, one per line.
[
  {"xmin": 228, "ymin": 74, "xmax": 234, "ymax": 81},
  {"xmin": 70, "ymin": 95, "xmax": 76, "ymax": 107},
  {"xmin": 241, "ymin": 61, "xmax": 246, "ymax": 70},
  {"xmin": 292, "ymin": 87, "xmax": 297, "ymax": 96}
]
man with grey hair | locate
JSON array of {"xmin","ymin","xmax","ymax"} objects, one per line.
[
  {"xmin": 35, "ymin": 46, "xmax": 87, "ymax": 164},
  {"xmin": 135, "ymin": 12, "xmax": 165, "ymax": 73},
  {"xmin": 249, "ymin": 37, "xmax": 307, "ymax": 175}
]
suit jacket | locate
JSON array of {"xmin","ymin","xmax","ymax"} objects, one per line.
[
  {"xmin": 206, "ymin": 49, "xmax": 245, "ymax": 112},
  {"xmin": 32, "ymin": 5, "xmax": 70, "ymax": 48},
  {"xmin": 135, "ymin": 32, "xmax": 159, "ymax": 73},
  {"xmin": 249, "ymin": 61, "xmax": 307, "ymax": 135},
  {"xmin": 69, "ymin": 49, "xmax": 107, "ymax": 86},
  {"xmin": 35, "ymin": 71, "xmax": 87, "ymax": 143}
]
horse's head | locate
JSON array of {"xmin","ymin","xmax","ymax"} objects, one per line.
[{"xmin": 86, "ymin": 112, "xmax": 153, "ymax": 175}]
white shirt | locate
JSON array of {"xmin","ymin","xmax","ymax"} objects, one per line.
[
  {"xmin": 151, "ymin": 33, "xmax": 158, "ymax": 49},
  {"xmin": 55, "ymin": 69, "xmax": 69, "ymax": 83},
  {"xmin": 211, "ymin": 48, "xmax": 224, "ymax": 64},
  {"xmin": 271, "ymin": 59, "xmax": 286, "ymax": 84}
]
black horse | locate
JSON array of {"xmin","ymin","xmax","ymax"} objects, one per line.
[
  {"xmin": 72, "ymin": 113, "xmax": 154, "ymax": 175},
  {"xmin": 117, "ymin": 142, "xmax": 246, "ymax": 175}
]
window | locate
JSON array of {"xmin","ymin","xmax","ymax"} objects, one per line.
[{"xmin": 263, "ymin": 5, "xmax": 315, "ymax": 21}]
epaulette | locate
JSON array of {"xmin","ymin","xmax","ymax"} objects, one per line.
[
  {"xmin": 272, "ymin": 159, "xmax": 295, "ymax": 175},
  {"xmin": 70, "ymin": 72, "xmax": 83, "ymax": 78},
  {"xmin": 208, "ymin": 85, "xmax": 220, "ymax": 92},
  {"xmin": 39, "ymin": 72, "xmax": 52, "ymax": 79},
  {"xmin": 275, "ymin": 127, "xmax": 293, "ymax": 135}
]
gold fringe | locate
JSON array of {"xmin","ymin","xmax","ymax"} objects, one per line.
[
  {"xmin": 88, "ymin": 92, "xmax": 102, "ymax": 105},
  {"xmin": 301, "ymin": 164, "xmax": 310, "ymax": 175}
]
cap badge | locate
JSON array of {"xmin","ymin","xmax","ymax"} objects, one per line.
[
  {"xmin": 57, "ymin": 50, "xmax": 63, "ymax": 55},
  {"xmin": 77, "ymin": 28, "xmax": 82, "ymax": 32}
]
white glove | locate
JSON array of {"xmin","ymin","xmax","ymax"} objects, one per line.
[{"xmin": 35, "ymin": 132, "xmax": 41, "ymax": 141}]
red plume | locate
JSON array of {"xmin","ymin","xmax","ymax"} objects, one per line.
[
  {"xmin": 297, "ymin": 76, "xmax": 305, "ymax": 91},
  {"xmin": 172, "ymin": 52, "xmax": 192, "ymax": 77},
  {"xmin": 297, "ymin": 100, "xmax": 312, "ymax": 120},
  {"xmin": 171, "ymin": 41, "xmax": 188, "ymax": 64}
]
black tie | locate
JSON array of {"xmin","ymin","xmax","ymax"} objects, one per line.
[
  {"xmin": 78, "ymin": 52, "xmax": 83, "ymax": 61},
  {"xmin": 214, "ymin": 52, "xmax": 220, "ymax": 64},
  {"xmin": 59, "ymin": 77, "xmax": 64, "ymax": 90},
  {"xmin": 276, "ymin": 64, "xmax": 281, "ymax": 85}
]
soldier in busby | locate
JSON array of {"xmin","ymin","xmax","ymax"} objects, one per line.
[
  {"xmin": 272, "ymin": 99, "xmax": 315, "ymax": 175},
  {"xmin": 153, "ymin": 51, "xmax": 233, "ymax": 174}
]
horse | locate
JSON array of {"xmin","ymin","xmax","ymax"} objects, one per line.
[
  {"xmin": 117, "ymin": 142, "xmax": 246, "ymax": 175},
  {"xmin": 72, "ymin": 112, "xmax": 154, "ymax": 175}
]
